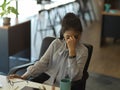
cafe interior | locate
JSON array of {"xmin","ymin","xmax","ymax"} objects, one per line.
[{"xmin": 0, "ymin": 0, "xmax": 120, "ymax": 90}]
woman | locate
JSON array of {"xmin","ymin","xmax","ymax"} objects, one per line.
[{"xmin": 9, "ymin": 13, "xmax": 88, "ymax": 88}]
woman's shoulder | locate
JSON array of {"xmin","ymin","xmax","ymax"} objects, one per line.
[
  {"xmin": 51, "ymin": 38, "xmax": 64, "ymax": 45},
  {"xmin": 50, "ymin": 38, "xmax": 65, "ymax": 50},
  {"xmin": 78, "ymin": 43, "xmax": 88, "ymax": 53}
]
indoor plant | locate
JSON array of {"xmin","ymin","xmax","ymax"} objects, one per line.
[{"xmin": 0, "ymin": 0, "xmax": 19, "ymax": 26}]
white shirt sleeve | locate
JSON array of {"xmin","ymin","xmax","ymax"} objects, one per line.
[
  {"xmin": 23, "ymin": 40, "xmax": 55, "ymax": 78},
  {"xmin": 67, "ymin": 45, "xmax": 88, "ymax": 80}
]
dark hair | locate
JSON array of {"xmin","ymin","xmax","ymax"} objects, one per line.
[{"xmin": 60, "ymin": 12, "xmax": 83, "ymax": 39}]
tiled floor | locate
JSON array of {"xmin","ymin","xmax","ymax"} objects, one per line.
[{"xmin": 86, "ymin": 72, "xmax": 120, "ymax": 90}]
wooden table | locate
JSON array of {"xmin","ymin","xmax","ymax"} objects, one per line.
[
  {"xmin": 0, "ymin": 75, "xmax": 59, "ymax": 90},
  {"xmin": 102, "ymin": 10, "xmax": 120, "ymax": 16},
  {"xmin": 0, "ymin": 19, "xmax": 31, "ymax": 74}
]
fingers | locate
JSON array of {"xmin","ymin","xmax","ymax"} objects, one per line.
[
  {"xmin": 70, "ymin": 36, "xmax": 76, "ymax": 41},
  {"xmin": 8, "ymin": 74, "xmax": 22, "ymax": 79},
  {"xmin": 67, "ymin": 36, "xmax": 76, "ymax": 43}
]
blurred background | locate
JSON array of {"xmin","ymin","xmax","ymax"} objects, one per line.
[{"xmin": 0, "ymin": 0, "xmax": 120, "ymax": 90}]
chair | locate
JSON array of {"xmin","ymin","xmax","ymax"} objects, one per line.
[{"xmin": 8, "ymin": 37, "xmax": 93, "ymax": 90}]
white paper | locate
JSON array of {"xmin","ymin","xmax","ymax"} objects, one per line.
[{"xmin": 0, "ymin": 82, "xmax": 3, "ymax": 88}]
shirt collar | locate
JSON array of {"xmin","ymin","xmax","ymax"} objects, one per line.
[{"xmin": 58, "ymin": 40, "xmax": 67, "ymax": 55}]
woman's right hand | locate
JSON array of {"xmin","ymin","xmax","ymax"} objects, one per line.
[{"xmin": 66, "ymin": 36, "xmax": 77, "ymax": 56}]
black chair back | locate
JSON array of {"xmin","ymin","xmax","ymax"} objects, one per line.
[
  {"xmin": 82, "ymin": 44, "xmax": 93, "ymax": 79},
  {"xmin": 39, "ymin": 37, "xmax": 56, "ymax": 59}
]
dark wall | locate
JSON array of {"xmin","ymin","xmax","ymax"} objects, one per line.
[{"xmin": 104, "ymin": 0, "xmax": 120, "ymax": 9}]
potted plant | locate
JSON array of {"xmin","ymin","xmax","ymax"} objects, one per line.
[{"xmin": 0, "ymin": 0, "xmax": 19, "ymax": 26}]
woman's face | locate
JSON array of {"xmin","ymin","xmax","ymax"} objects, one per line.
[{"xmin": 63, "ymin": 28, "xmax": 81, "ymax": 42}]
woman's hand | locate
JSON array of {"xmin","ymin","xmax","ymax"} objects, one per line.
[
  {"xmin": 66, "ymin": 36, "xmax": 77, "ymax": 56},
  {"xmin": 8, "ymin": 74, "xmax": 24, "ymax": 79}
]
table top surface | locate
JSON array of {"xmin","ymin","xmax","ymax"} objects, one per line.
[
  {"xmin": 102, "ymin": 10, "xmax": 120, "ymax": 16},
  {"xmin": 0, "ymin": 75, "xmax": 59, "ymax": 90}
]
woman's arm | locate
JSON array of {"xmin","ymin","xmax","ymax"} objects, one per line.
[
  {"xmin": 65, "ymin": 36, "xmax": 88, "ymax": 80},
  {"xmin": 22, "ymin": 41, "xmax": 55, "ymax": 79},
  {"xmin": 8, "ymin": 40, "xmax": 55, "ymax": 80},
  {"xmin": 67, "ymin": 48, "xmax": 88, "ymax": 80}
]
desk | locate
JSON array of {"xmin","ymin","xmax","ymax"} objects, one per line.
[
  {"xmin": 0, "ymin": 20, "xmax": 31, "ymax": 74},
  {"xmin": 0, "ymin": 75, "xmax": 59, "ymax": 90},
  {"xmin": 100, "ymin": 11, "xmax": 120, "ymax": 46}
]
